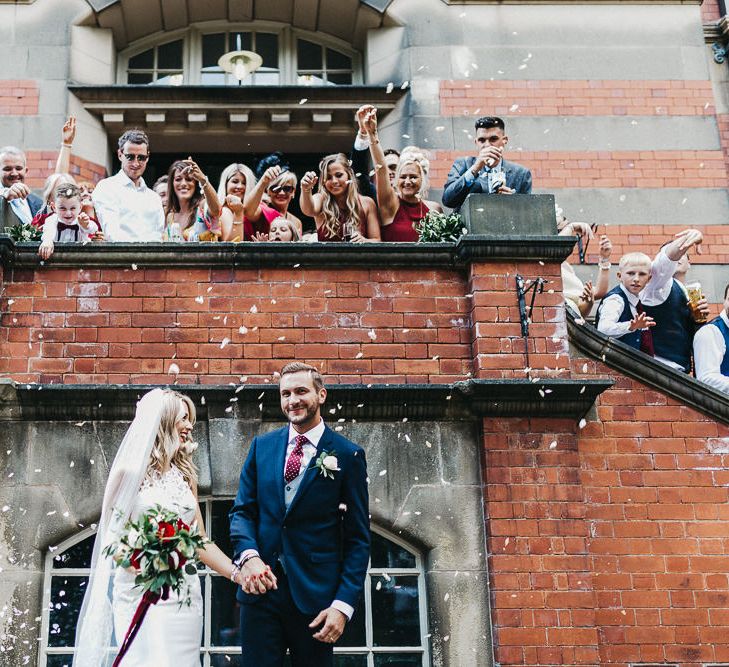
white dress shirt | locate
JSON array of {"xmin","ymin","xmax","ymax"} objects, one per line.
[
  {"xmin": 694, "ymin": 310, "xmax": 729, "ymax": 394},
  {"xmin": 41, "ymin": 213, "xmax": 98, "ymax": 244},
  {"xmin": 239, "ymin": 418, "xmax": 355, "ymax": 620},
  {"xmin": 597, "ymin": 250, "xmax": 683, "ymax": 370},
  {"xmin": 92, "ymin": 170, "xmax": 164, "ymax": 242}
]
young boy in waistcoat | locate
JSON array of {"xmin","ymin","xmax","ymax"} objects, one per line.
[
  {"xmin": 595, "ymin": 228, "xmax": 704, "ymax": 372},
  {"xmin": 693, "ymin": 283, "xmax": 729, "ymax": 394}
]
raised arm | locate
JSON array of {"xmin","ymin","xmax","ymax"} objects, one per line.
[
  {"xmin": 55, "ymin": 116, "xmax": 75, "ymax": 175},
  {"xmin": 220, "ymin": 196, "xmax": 244, "ymax": 242},
  {"xmin": 185, "ymin": 157, "xmax": 221, "ymax": 218},
  {"xmin": 299, "ymin": 171, "xmax": 323, "ymax": 218},
  {"xmin": 244, "ymin": 166, "xmax": 280, "ymax": 221},
  {"xmin": 362, "ymin": 107, "xmax": 399, "ymax": 224}
]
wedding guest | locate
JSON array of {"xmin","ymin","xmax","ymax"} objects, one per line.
[
  {"xmin": 361, "ymin": 105, "xmax": 442, "ymax": 242},
  {"xmin": 244, "ymin": 154, "xmax": 303, "ymax": 238},
  {"xmin": 300, "ymin": 153, "xmax": 380, "ymax": 243},
  {"xmin": 251, "ymin": 216, "xmax": 301, "ymax": 242},
  {"xmin": 442, "ymin": 116, "xmax": 532, "ymax": 211},
  {"xmin": 694, "ymin": 283, "xmax": 729, "ymax": 394},
  {"xmin": 92, "ymin": 129, "xmax": 164, "ymax": 242},
  {"xmin": 217, "ymin": 162, "xmax": 260, "ymax": 242},
  {"xmin": 38, "ymin": 184, "xmax": 102, "ymax": 260},
  {"xmin": 164, "ymin": 158, "xmax": 221, "ymax": 241},
  {"xmin": 31, "ymin": 172, "xmax": 76, "ymax": 229},
  {"xmin": 152, "ymin": 175, "xmax": 169, "ymax": 210},
  {"xmin": 0, "ymin": 145, "xmax": 43, "ymax": 229}
]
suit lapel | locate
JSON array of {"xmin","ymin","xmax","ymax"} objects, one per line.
[
  {"xmin": 285, "ymin": 426, "xmax": 333, "ymax": 518},
  {"xmin": 274, "ymin": 428, "xmax": 288, "ymax": 514}
]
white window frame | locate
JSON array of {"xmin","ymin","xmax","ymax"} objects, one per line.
[
  {"xmin": 117, "ymin": 22, "xmax": 362, "ymax": 87},
  {"xmin": 39, "ymin": 499, "xmax": 428, "ymax": 667}
]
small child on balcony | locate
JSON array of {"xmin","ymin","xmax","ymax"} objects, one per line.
[{"xmin": 38, "ymin": 184, "xmax": 102, "ymax": 260}]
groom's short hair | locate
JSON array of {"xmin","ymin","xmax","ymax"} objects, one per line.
[{"xmin": 280, "ymin": 362, "xmax": 325, "ymax": 392}]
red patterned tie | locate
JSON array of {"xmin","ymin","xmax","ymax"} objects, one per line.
[
  {"xmin": 284, "ymin": 434, "xmax": 308, "ymax": 483},
  {"xmin": 636, "ymin": 301, "xmax": 655, "ymax": 357}
]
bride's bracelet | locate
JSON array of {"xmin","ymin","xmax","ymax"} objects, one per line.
[{"xmin": 231, "ymin": 564, "xmax": 241, "ymax": 582}]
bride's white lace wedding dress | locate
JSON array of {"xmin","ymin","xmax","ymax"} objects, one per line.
[{"xmin": 112, "ymin": 466, "xmax": 203, "ymax": 666}]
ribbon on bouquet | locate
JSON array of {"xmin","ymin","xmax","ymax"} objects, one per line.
[{"xmin": 112, "ymin": 585, "xmax": 170, "ymax": 666}]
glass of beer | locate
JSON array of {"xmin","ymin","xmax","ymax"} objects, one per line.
[{"xmin": 686, "ymin": 282, "xmax": 707, "ymax": 324}]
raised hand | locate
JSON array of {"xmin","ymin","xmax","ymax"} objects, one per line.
[
  {"xmin": 580, "ymin": 280, "xmax": 594, "ymax": 307},
  {"xmin": 362, "ymin": 108, "xmax": 378, "ymax": 136},
  {"xmin": 300, "ymin": 171, "xmax": 318, "ymax": 192},
  {"xmin": 673, "ymin": 228, "xmax": 703, "ymax": 254},
  {"xmin": 77, "ymin": 211, "xmax": 91, "ymax": 229},
  {"xmin": 262, "ymin": 165, "xmax": 282, "ymax": 187},
  {"xmin": 356, "ymin": 104, "xmax": 375, "ymax": 134},
  {"xmin": 183, "ymin": 157, "xmax": 207, "ymax": 185},
  {"xmin": 629, "ymin": 311, "xmax": 655, "ymax": 332},
  {"xmin": 309, "ymin": 607, "xmax": 347, "ymax": 644},
  {"xmin": 599, "ymin": 234, "xmax": 612, "ymax": 260},
  {"xmin": 251, "ymin": 232, "xmax": 269, "ymax": 242},
  {"xmin": 225, "ymin": 194, "xmax": 244, "ymax": 214},
  {"xmin": 61, "ymin": 116, "xmax": 76, "ymax": 145},
  {"xmin": 475, "ymin": 145, "xmax": 502, "ymax": 171},
  {"xmin": 4, "ymin": 182, "xmax": 29, "ymax": 201}
]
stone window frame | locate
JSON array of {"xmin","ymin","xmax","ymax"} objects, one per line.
[
  {"xmin": 38, "ymin": 498, "xmax": 430, "ymax": 666},
  {"xmin": 116, "ymin": 20, "xmax": 362, "ymax": 87}
]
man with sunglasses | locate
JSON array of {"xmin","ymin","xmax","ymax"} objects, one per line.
[
  {"xmin": 442, "ymin": 116, "xmax": 532, "ymax": 212},
  {"xmin": 92, "ymin": 129, "xmax": 164, "ymax": 242}
]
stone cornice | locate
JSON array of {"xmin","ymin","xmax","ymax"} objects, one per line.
[
  {"xmin": 567, "ymin": 309, "xmax": 729, "ymax": 425},
  {"xmin": 0, "ymin": 236, "xmax": 577, "ymax": 269},
  {"xmin": 0, "ymin": 378, "xmax": 611, "ymax": 422}
]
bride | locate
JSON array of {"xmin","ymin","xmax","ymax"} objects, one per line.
[{"xmin": 73, "ymin": 389, "xmax": 240, "ymax": 666}]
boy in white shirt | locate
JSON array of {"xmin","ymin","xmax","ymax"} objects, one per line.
[
  {"xmin": 693, "ymin": 283, "xmax": 729, "ymax": 394},
  {"xmin": 38, "ymin": 184, "xmax": 100, "ymax": 260}
]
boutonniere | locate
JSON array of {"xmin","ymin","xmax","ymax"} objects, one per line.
[{"xmin": 313, "ymin": 450, "xmax": 340, "ymax": 479}]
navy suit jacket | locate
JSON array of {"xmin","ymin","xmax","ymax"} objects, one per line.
[
  {"xmin": 442, "ymin": 156, "xmax": 532, "ymax": 211},
  {"xmin": 229, "ymin": 425, "xmax": 370, "ymax": 615}
]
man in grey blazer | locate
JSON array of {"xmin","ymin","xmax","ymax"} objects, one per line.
[
  {"xmin": 442, "ymin": 116, "xmax": 532, "ymax": 211},
  {"xmin": 0, "ymin": 146, "xmax": 43, "ymax": 228}
]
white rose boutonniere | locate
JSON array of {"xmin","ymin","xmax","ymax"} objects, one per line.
[{"xmin": 313, "ymin": 450, "xmax": 340, "ymax": 479}]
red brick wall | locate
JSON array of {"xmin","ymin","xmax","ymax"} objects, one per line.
[
  {"xmin": 0, "ymin": 80, "xmax": 38, "ymax": 116},
  {"xmin": 0, "ymin": 267, "xmax": 473, "ymax": 385},
  {"xmin": 440, "ymin": 80, "xmax": 716, "ymax": 118},
  {"xmin": 702, "ymin": 0, "xmax": 722, "ymax": 22},
  {"xmin": 430, "ymin": 149, "xmax": 728, "ymax": 191},
  {"xmin": 24, "ymin": 152, "xmax": 107, "ymax": 190},
  {"xmin": 485, "ymin": 365, "xmax": 729, "ymax": 665}
]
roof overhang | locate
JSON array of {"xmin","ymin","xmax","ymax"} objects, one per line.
[{"xmin": 68, "ymin": 84, "xmax": 407, "ymax": 153}]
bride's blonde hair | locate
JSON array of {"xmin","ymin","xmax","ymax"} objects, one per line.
[{"xmin": 146, "ymin": 390, "xmax": 198, "ymax": 487}]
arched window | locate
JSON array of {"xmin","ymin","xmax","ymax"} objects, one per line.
[
  {"xmin": 40, "ymin": 499, "xmax": 429, "ymax": 666},
  {"xmin": 119, "ymin": 24, "xmax": 360, "ymax": 87}
]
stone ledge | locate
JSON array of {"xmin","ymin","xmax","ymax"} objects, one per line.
[
  {"xmin": 567, "ymin": 309, "xmax": 729, "ymax": 425},
  {"xmin": 0, "ymin": 236, "xmax": 576, "ymax": 269},
  {"xmin": 0, "ymin": 378, "xmax": 611, "ymax": 422}
]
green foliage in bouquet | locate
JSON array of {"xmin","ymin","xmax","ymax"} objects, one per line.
[
  {"xmin": 103, "ymin": 504, "xmax": 208, "ymax": 604},
  {"xmin": 414, "ymin": 211, "xmax": 466, "ymax": 243},
  {"xmin": 5, "ymin": 223, "xmax": 41, "ymax": 242}
]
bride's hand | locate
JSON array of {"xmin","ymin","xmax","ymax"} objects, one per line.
[{"xmin": 240, "ymin": 557, "xmax": 277, "ymax": 594}]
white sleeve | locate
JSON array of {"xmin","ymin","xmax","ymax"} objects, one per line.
[
  {"xmin": 596, "ymin": 294, "xmax": 633, "ymax": 337},
  {"xmin": 92, "ymin": 182, "xmax": 119, "ymax": 242},
  {"xmin": 353, "ymin": 134, "xmax": 370, "ymax": 151},
  {"xmin": 642, "ymin": 249, "xmax": 678, "ymax": 304},
  {"xmin": 40, "ymin": 214, "xmax": 58, "ymax": 244},
  {"xmin": 694, "ymin": 325, "xmax": 729, "ymax": 393}
]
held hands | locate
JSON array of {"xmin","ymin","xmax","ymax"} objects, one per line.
[
  {"xmin": 238, "ymin": 556, "xmax": 277, "ymax": 595},
  {"xmin": 629, "ymin": 311, "xmax": 656, "ymax": 332},
  {"xmin": 309, "ymin": 606, "xmax": 347, "ymax": 644},
  {"xmin": 61, "ymin": 116, "xmax": 76, "ymax": 146},
  {"xmin": 300, "ymin": 171, "xmax": 318, "ymax": 192}
]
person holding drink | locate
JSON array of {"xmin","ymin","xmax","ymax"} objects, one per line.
[{"xmin": 693, "ymin": 283, "xmax": 729, "ymax": 394}]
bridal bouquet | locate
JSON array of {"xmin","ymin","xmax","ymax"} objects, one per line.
[
  {"xmin": 104, "ymin": 504, "xmax": 206, "ymax": 601},
  {"xmin": 103, "ymin": 505, "xmax": 208, "ymax": 666}
]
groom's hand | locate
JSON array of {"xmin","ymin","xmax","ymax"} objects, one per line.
[
  {"xmin": 309, "ymin": 607, "xmax": 347, "ymax": 644},
  {"xmin": 240, "ymin": 557, "xmax": 278, "ymax": 595}
]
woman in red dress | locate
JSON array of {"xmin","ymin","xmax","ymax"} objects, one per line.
[
  {"xmin": 299, "ymin": 153, "xmax": 380, "ymax": 242},
  {"xmin": 361, "ymin": 106, "xmax": 442, "ymax": 241}
]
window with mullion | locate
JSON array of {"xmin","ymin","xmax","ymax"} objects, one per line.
[
  {"xmin": 127, "ymin": 38, "xmax": 184, "ymax": 85},
  {"xmin": 200, "ymin": 31, "xmax": 280, "ymax": 86}
]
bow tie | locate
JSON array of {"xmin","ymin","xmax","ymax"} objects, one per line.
[{"xmin": 57, "ymin": 222, "xmax": 79, "ymax": 233}]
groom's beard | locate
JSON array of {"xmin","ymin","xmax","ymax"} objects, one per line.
[{"xmin": 285, "ymin": 402, "xmax": 319, "ymax": 425}]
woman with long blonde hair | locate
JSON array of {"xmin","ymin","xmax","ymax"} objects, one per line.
[
  {"xmin": 299, "ymin": 153, "xmax": 380, "ymax": 242},
  {"xmin": 74, "ymin": 389, "xmax": 246, "ymax": 667},
  {"xmin": 217, "ymin": 162, "xmax": 259, "ymax": 241}
]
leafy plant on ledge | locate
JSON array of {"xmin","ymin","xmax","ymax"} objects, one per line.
[
  {"xmin": 4, "ymin": 224, "xmax": 41, "ymax": 242},
  {"xmin": 415, "ymin": 211, "xmax": 466, "ymax": 243}
]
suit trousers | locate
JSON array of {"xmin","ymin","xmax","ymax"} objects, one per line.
[{"xmin": 240, "ymin": 564, "xmax": 334, "ymax": 667}]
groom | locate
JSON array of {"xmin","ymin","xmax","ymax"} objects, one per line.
[{"xmin": 229, "ymin": 362, "xmax": 370, "ymax": 665}]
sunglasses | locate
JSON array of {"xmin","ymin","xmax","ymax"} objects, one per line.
[
  {"xmin": 270, "ymin": 185, "xmax": 295, "ymax": 194},
  {"xmin": 123, "ymin": 154, "xmax": 149, "ymax": 163}
]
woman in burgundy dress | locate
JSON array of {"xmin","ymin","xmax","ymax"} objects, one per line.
[
  {"xmin": 361, "ymin": 106, "xmax": 442, "ymax": 241},
  {"xmin": 299, "ymin": 153, "xmax": 380, "ymax": 242}
]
